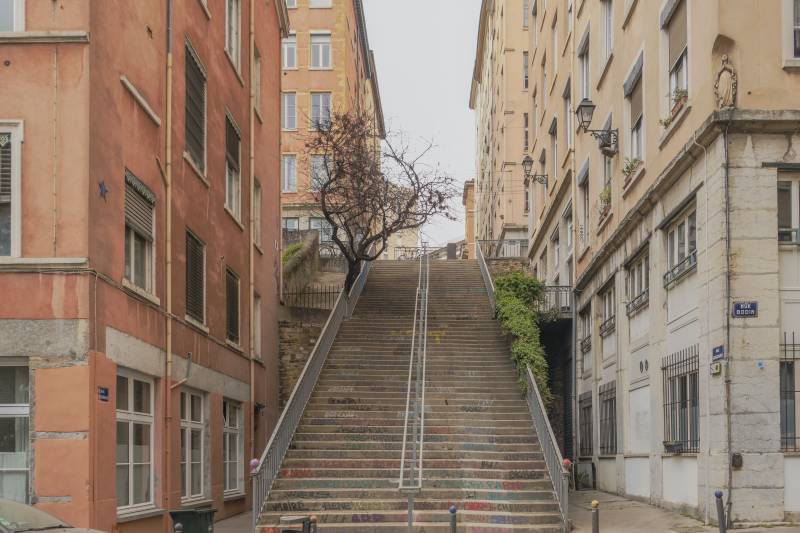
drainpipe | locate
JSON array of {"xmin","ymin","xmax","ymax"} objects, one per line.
[
  {"xmin": 722, "ymin": 121, "xmax": 733, "ymax": 524},
  {"xmin": 568, "ymin": 0, "xmax": 579, "ymax": 464},
  {"xmin": 164, "ymin": 0, "xmax": 175, "ymax": 513},
  {"xmin": 248, "ymin": 0, "xmax": 256, "ymax": 463}
]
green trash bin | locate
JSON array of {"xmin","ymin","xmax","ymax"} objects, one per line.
[{"xmin": 169, "ymin": 507, "xmax": 217, "ymax": 533}]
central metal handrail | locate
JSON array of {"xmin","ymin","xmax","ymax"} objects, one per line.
[{"xmin": 398, "ymin": 246, "xmax": 430, "ymax": 531}]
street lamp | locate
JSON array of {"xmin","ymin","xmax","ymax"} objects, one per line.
[
  {"xmin": 575, "ymin": 98, "xmax": 619, "ymax": 156},
  {"xmin": 522, "ymin": 155, "xmax": 548, "ymax": 186}
]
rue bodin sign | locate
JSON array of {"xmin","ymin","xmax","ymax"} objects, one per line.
[{"xmin": 732, "ymin": 301, "xmax": 758, "ymax": 318}]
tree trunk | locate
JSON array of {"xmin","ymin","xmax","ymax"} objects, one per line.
[{"xmin": 344, "ymin": 259, "xmax": 362, "ymax": 292}]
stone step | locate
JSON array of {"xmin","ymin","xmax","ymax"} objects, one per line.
[
  {"xmin": 260, "ymin": 523, "xmax": 562, "ymax": 532},
  {"xmin": 267, "ymin": 487, "xmax": 554, "ymax": 502},
  {"xmin": 271, "ymin": 478, "xmax": 554, "ymax": 491},
  {"xmin": 291, "ymin": 433, "xmax": 539, "ymax": 445},
  {"xmin": 262, "ymin": 497, "xmax": 558, "ymax": 514},
  {"xmin": 259, "ymin": 509, "xmax": 562, "ymax": 528},
  {"xmin": 284, "ymin": 449, "xmax": 542, "ymax": 461},
  {"xmin": 300, "ymin": 419, "xmax": 535, "ymax": 430},
  {"xmin": 288, "ymin": 440, "xmax": 540, "ymax": 453}
]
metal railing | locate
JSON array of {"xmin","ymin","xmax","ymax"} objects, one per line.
[
  {"xmin": 282, "ymin": 283, "xmax": 343, "ymax": 310},
  {"xmin": 476, "ymin": 245, "xmax": 569, "ymax": 532},
  {"xmin": 251, "ymin": 254, "xmax": 375, "ymax": 530},
  {"xmin": 478, "ymin": 239, "xmax": 528, "ymax": 259},
  {"xmin": 541, "ymin": 286, "xmax": 573, "ymax": 315},
  {"xmin": 398, "ymin": 248, "xmax": 430, "ymax": 532}
]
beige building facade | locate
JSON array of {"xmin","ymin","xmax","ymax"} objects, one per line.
[
  {"xmin": 470, "ymin": 0, "xmax": 532, "ymax": 244},
  {"xmin": 511, "ymin": 0, "xmax": 800, "ymax": 524},
  {"xmin": 279, "ymin": 0, "xmax": 384, "ymax": 249}
]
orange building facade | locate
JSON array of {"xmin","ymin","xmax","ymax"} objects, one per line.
[{"xmin": 0, "ymin": 1, "xmax": 288, "ymax": 532}]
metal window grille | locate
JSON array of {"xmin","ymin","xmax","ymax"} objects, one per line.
[
  {"xmin": 185, "ymin": 44, "xmax": 206, "ymax": 171},
  {"xmin": 225, "ymin": 268, "xmax": 240, "ymax": 344},
  {"xmin": 0, "ymin": 133, "xmax": 11, "ymax": 203},
  {"xmin": 185, "ymin": 232, "xmax": 205, "ymax": 323},
  {"xmin": 599, "ymin": 381, "xmax": 617, "ymax": 455},
  {"xmin": 781, "ymin": 332, "xmax": 799, "ymax": 452},
  {"xmin": 579, "ymin": 391, "xmax": 593, "ymax": 457},
  {"xmin": 662, "ymin": 344, "xmax": 699, "ymax": 453}
]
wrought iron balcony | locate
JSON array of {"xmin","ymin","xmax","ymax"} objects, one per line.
[
  {"xmin": 625, "ymin": 289, "xmax": 649, "ymax": 316},
  {"xmin": 580, "ymin": 336, "xmax": 592, "ymax": 354},
  {"xmin": 663, "ymin": 250, "xmax": 697, "ymax": 289},
  {"xmin": 539, "ymin": 286, "xmax": 573, "ymax": 317},
  {"xmin": 478, "ymin": 239, "xmax": 528, "ymax": 259},
  {"xmin": 599, "ymin": 315, "xmax": 616, "ymax": 337}
]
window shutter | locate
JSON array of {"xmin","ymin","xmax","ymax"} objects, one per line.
[
  {"xmin": 0, "ymin": 132, "xmax": 11, "ymax": 203},
  {"xmin": 185, "ymin": 45, "xmax": 206, "ymax": 171},
  {"xmin": 630, "ymin": 78, "xmax": 643, "ymax": 125},
  {"xmin": 124, "ymin": 170, "xmax": 155, "ymax": 240},
  {"xmin": 186, "ymin": 232, "xmax": 204, "ymax": 322},
  {"xmin": 667, "ymin": 0, "xmax": 687, "ymax": 69},
  {"xmin": 226, "ymin": 118, "xmax": 240, "ymax": 171},
  {"xmin": 226, "ymin": 269, "xmax": 239, "ymax": 344}
]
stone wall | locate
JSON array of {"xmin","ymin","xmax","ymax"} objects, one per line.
[
  {"xmin": 278, "ymin": 311, "xmax": 326, "ymax": 408},
  {"xmin": 487, "ymin": 258, "xmax": 531, "ymax": 278},
  {"xmin": 283, "ymin": 233, "xmax": 320, "ymax": 289}
]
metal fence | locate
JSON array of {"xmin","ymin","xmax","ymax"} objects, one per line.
[
  {"xmin": 578, "ymin": 391, "xmax": 593, "ymax": 457},
  {"xmin": 599, "ymin": 381, "xmax": 617, "ymax": 456},
  {"xmin": 282, "ymin": 284, "xmax": 343, "ymax": 310},
  {"xmin": 478, "ymin": 239, "xmax": 528, "ymax": 259},
  {"xmin": 398, "ymin": 250, "xmax": 430, "ymax": 531},
  {"xmin": 661, "ymin": 345, "xmax": 700, "ymax": 454},
  {"xmin": 781, "ymin": 332, "xmax": 799, "ymax": 452},
  {"xmin": 541, "ymin": 286, "xmax": 573, "ymax": 316},
  {"xmin": 477, "ymin": 244, "xmax": 568, "ymax": 532},
  {"xmin": 251, "ymin": 254, "xmax": 374, "ymax": 530}
]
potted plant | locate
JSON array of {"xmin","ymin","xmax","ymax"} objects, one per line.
[
  {"xmin": 598, "ymin": 184, "xmax": 611, "ymax": 218},
  {"xmin": 671, "ymin": 88, "xmax": 688, "ymax": 115},
  {"xmin": 622, "ymin": 157, "xmax": 643, "ymax": 178}
]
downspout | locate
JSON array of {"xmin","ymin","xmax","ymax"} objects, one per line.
[
  {"xmin": 164, "ymin": 0, "xmax": 175, "ymax": 513},
  {"xmin": 568, "ymin": 0, "xmax": 578, "ymax": 464},
  {"xmin": 248, "ymin": 0, "xmax": 256, "ymax": 463},
  {"xmin": 722, "ymin": 122, "xmax": 733, "ymax": 525}
]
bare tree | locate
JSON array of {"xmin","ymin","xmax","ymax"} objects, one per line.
[{"xmin": 306, "ymin": 110, "xmax": 457, "ymax": 290}]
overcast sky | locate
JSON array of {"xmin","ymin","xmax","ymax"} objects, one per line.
[{"xmin": 363, "ymin": 0, "xmax": 482, "ymax": 247}]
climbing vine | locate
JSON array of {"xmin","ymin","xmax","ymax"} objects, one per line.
[{"xmin": 494, "ymin": 272, "xmax": 553, "ymax": 405}]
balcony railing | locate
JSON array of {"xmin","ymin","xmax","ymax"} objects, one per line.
[
  {"xmin": 580, "ymin": 335, "xmax": 592, "ymax": 354},
  {"xmin": 599, "ymin": 315, "xmax": 616, "ymax": 337},
  {"xmin": 540, "ymin": 286, "xmax": 573, "ymax": 316},
  {"xmin": 663, "ymin": 250, "xmax": 697, "ymax": 289},
  {"xmin": 478, "ymin": 239, "xmax": 528, "ymax": 259},
  {"xmin": 625, "ymin": 289, "xmax": 649, "ymax": 316}
]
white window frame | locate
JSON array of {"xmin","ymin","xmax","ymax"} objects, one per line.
[
  {"xmin": 550, "ymin": 124, "xmax": 558, "ymax": 180},
  {"xmin": 603, "ymin": 0, "xmax": 614, "ymax": 59},
  {"xmin": 567, "ymin": 0, "xmax": 573, "ymax": 34},
  {"xmin": 253, "ymin": 293, "xmax": 262, "ymax": 359},
  {"xmin": 124, "ymin": 224, "xmax": 154, "ymax": 294},
  {"xmin": 551, "ymin": 16, "xmax": 558, "ymax": 76},
  {"xmin": 282, "ymin": 217, "xmax": 299, "ymax": 231},
  {"xmin": 565, "ymin": 209, "xmax": 574, "ymax": 252},
  {"xmin": 225, "ymin": 0, "xmax": 241, "ymax": 72},
  {"xmin": 792, "ymin": 0, "xmax": 800, "ymax": 61},
  {"xmin": 523, "ymin": 0, "xmax": 530, "ymax": 28},
  {"xmin": 310, "ymin": 154, "xmax": 330, "ymax": 191},
  {"xmin": 523, "ymin": 51, "xmax": 529, "ymax": 90},
  {"xmin": 253, "ymin": 180, "xmax": 262, "ymax": 246},
  {"xmin": 309, "ymin": 32, "xmax": 332, "ymax": 70},
  {"xmin": 282, "ymin": 33, "xmax": 297, "ymax": 70},
  {"xmin": 627, "ymin": 254, "xmax": 650, "ymax": 301},
  {"xmin": 282, "ymin": 154, "xmax": 297, "ymax": 192},
  {"xmin": 0, "ymin": 121, "xmax": 23, "ymax": 258},
  {"xmin": 116, "ymin": 369, "xmax": 155, "ymax": 515},
  {"xmin": 551, "ymin": 228, "xmax": 560, "ymax": 268},
  {"xmin": 225, "ymin": 115, "xmax": 241, "ymax": 221},
  {"xmin": 281, "ymin": 92, "xmax": 297, "ymax": 131},
  {"xmin": 310, "ymin": 92, "xmax": 332, "ymax": 130},
  {"xmin": 222, "ymin": 400, "xmax": 244, "ymax": 495},
  {"xmin": 0, "ymin": 363, "xmax": 30, "ymax": 503},
  {"xmin": 180, "ymin": 389, "xmax": 206, "ymax": 503},
  {"xmin": 579, "ymin": 46, "xmax": 590, "ymax": 100},
  {"xmin": 778, "ymin": 176, "xmax": 800, "ymax": 244},
  {"xmin": 602, "ymin": 284, "xmax": 616, "ymax": 322},
  {"xmin": 0, "ymin": 0, "xmax": 25, "ymax": 32},
  {"xmin": 667, "ymin": 209, "xmax": 697, "ymax": 268},
  {"xmin": 564, "ymin": 82, "xmax": 573, "ymax": 149},
  {"xmin": 253, "ymin": 47, "xmax": 262, "ymax": 114},
  {"xmin": 309, "ymin": 0, "xmax": 332, "ymax": 7},
  {"xmin": 310, "ymin": 217, "xmax": 333, "ymax": 243},
  {"xmin": 523, "ymin": 112, "xmax": 530, "ymax": 152},
  {"xmin": 285, "ymin": 0, "xmax": 296, "ymax": 7}
]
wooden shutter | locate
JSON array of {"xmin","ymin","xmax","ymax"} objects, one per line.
[
  {"xmin": 668, "ymin": 0, "xmax": 687, "ymax": 68},
  {"xmin": 226, "ymin": 117, "xmax": 240, "ymax": 172},
  {"xmin": 124, "ymin": 170, "xmax": 155, "ymax": 240},
  {"xmin": 186, "ymin": 232, "xmax": 205, "ymax": 322},
  {"xmin": 185, "ymin": 45, "xmax": 206, "ymax": 171},
  {"xmin": 630, "ymin": 78, "xmax": 643, "ymax": 125},
  {"xmin": 226, "ymin": 268, "xmax": 239, "ymax": 344},
  {"xmin": 0, "ymin": 132, "xmax": 11, "ymax": 203}
]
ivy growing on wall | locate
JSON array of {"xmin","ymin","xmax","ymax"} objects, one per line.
[{"xmin": 494, "ymin": 272, "xmax": 553, "ymax": 405}]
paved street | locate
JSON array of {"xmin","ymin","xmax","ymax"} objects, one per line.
[{"xmin": 216, "ymin": 511, "xmax": 252, "ymax": 533}]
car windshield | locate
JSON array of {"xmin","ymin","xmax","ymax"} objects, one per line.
[{"xmin": 0, "ymin": 500, "xmax": 70, "ymax": 532}]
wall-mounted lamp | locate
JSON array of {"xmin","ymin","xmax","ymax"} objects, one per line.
[
  {"xmin": 522, "ymin": 155, "xmax": 548, "ymax": 186},
  {"xmin": 575, "ymin": 98, "xmax": 619, "ymax": 156}
]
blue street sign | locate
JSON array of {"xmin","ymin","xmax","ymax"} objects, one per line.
[
  {"xmin": 98, "ymin": 387, "xmax": 109, "ymax": 402},
  {"xmin": 712, "ymin": 345, "xmax": 725, "ymax": 361},
  {"xmin": 732, "ymin": 301, "xmax": 758, "ymax": 318}
]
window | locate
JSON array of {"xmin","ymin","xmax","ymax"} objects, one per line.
[
  {"xmin": 282, "ymin": 217, "xmax": 299, "ymax": 231},
  {"xmin": 281, "ymin": 92, "xmax": 297, "ymax": 130},
  {"xmin": 563, "ymin": 81, "xmax": 573, "ymax": 149},
  {"xmin": 665, "ymin": 209, "xmax": 697, "ymax": 286},
  {"xmin": 599, "ymin": 283, "xmax": 615, "ymax": 337},
  {"xmin": 579, "ymin": 170, "xmax": 589, "ymax": 246},
  {"xmin": 532, "ymin": 3, "xmax": 539, "ymax": 46},
  {"xmin": 667, "ymin": 0, "xmax": 688, "ymax": 101},
  {"xmin": 310, "ymin": 0, "xmax": 332, "ymax": 7},
  {"xmin": 524, "ymin": 182, "xmax": 530, "ymax": 213},
  {"xmin": 222, "ymin": 400, "xmax": 243, "ymax": 494},
  {"xmin": 310, "ymin": 155, "xmax": 330, "ymax": 191},
  {"xmin": 539, "ymin": 249, "xmax": 547, "ymax": 281},
  {"xmin": 185, "ymin": 44, "xmax": 206, "ymax": 173},
  {"xmin": 629, "ymin": 77, "xmax": 643, "ymax": 160},
  {"xmin": 310, "ymin": 217, "xmax": 333, "ymax": 243},
  {"xmin": 225, "ymin": 116, "xmax": 241, "ymax": 220},
  {"xmin": 542, "ymin": 57, "xmax": 548, "ymax": 106},
  {"xmin": 185, "ymin": 231, "xmax": 205, "ymax": 323},
  {"xmin": 579, "ymin": 391, "xmax": 593, "ymax": 456},
  {"xmin": 579, "ymin": 306, "xmax": 592, "ymax": 371},
  {"xmin": 310, "ymin": 33, "xmax": 332, "ymax": 69},
  {"xmin": 780, "ymin": 332, "xmax": 799, "ymax": 451},
  {"xmin": 0, "ymin": 366, "xmax": 29, "ymax": 502},
  {"xmin": 567, "ymin": 0, "xmax": 573, "ymax": 34},
  {"xmin": 778, "ymin": 176, "xmax": 800, "ymax": 243},
  {"xmin": 0, "ymin": 122, "xmax": 21, "ymax": 257},
  {"xmin": 225, "ymin": 0, "xmax": 241, "ymax": 70},
  {"xmin": 310, "ymin": 93, "xmax": 332, "ymax": 129},
  {"xmin": 523, "ymin": 51, "xmax": 529, "ymax": 89},
  {"xmin": 579, "ymin": 40, "xmax": 590, "ymax": 99},
  {"xmin": 0, "ymin": 0, "xmax": 23, "ymax": 31},
  {"xmin": 795, "ymin": 0, "xmax": 800, "ymax": 58},
  {"xmin": 282, "ymin": 33, "xmax": 297, "ymax": 70},
  {"xmin": 253, "ymin": 293, "xmax": 262, "ymax": 359},
  {"xmin": 565, "ymin": 210, "xmax": 573, "ymax": 251},
  {"xmin": 551, "ymin": 228, "xmax": 560, "ymax": 268},
  {"xmin": 599, "ymin": 381, "xmax": 617, "ymax": 455},
  {"xmin": 253, "ymin": 180, "xmax": 262, "ymax": 246},
  {"xmin": 282, "ymin": 155, "xmax": 297, "ymax": 192},
  {"xmin": 285, "ymin": 0, "xmax": 296, "ymax": 7},
  {"xmin": 180, "ymin": 390, "xmax": 205, "ymax": 501},
  {"xmin": 549, "ymin": 118, "xmax": 558, "ymax": 180},
  {"xmin": 523, "ymin": 113, "xmax": 530, "ymax": 152},
  {"xmin": 226, "ymin": 268, "xmax": 240, "ymax": 345},
  {"xmin": 523, "ymin": 0, "xmax": 530, "ymax": 28},
  {"xmin": 662, "ymin": 345, "xmax": 699, "ymax": 453},
  {"xmin": 602, "ymin": 0, "xmax": 613, "ymax": 59},
  {"xmin": 124, "ymin": 171, "xmax": 155, "ymax": 293},
  {"xmin": 116, "ymin": 371, "xmax": 154, "ymax": 511},
  {"xmin": 253, "ymin": 47, "xmax": 262, "ymax": 113},
  {"xmin": 551, "ymin": 16, "xmax": 558, "ymax": 76},
  {"xmin": 626, "ymin": 253, "xmax": 649, "ymax": 314}
]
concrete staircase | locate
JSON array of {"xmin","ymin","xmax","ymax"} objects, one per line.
[{"xmin": 258, "ymin": 260, "xmax": 563, "ymax": 532}]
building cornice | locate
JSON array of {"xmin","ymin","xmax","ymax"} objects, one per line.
[
  {"xmin": 469, "ymin": 0, "xmax": 492, "ymax": 110},
  {"xmin": 0, "ymin": 31, "xmax": 89, "ymax": 44},
  {"xmin": 275, "ymin": 0, "xmax": 290, "ymax": 38}
]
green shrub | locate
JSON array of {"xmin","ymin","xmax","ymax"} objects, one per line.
[
  {"xmin": 281, "ymin": 242, "xmax": 303, "ymax": 266},
  {"xmin": 494, "ymin": 272, "xmax": 552, "ymax": 405}
]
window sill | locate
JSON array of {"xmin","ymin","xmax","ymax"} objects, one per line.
[
  {"xmin": 598, "ymin": 454, "xmax": 617, "ymax": 459},
  {"xmin": 0, "ymin": 257, "xmax": 88, "ymax": 269},
  {"xmin": 578, "ymin": 244, "xmax": 591, "ymax": 262},
  {"xmin": 225, "ymin": 206, "xmax": 245, "ymax": 231},
  {"xmin": 783, "ymin": 58, "xmax": 800, "ymax": 70},
  {"xmin": 197, "ymin": 0, "xmax": 211, "ymax": 19},
  {"xmin": 0, "ymin": 31, "xmax": 90, "ymax": 44},
  {"xmin": 622, "ymin": 0, "xmax": 639, "ymax": 29},
  {"xmin": 226, "ymin": 339, "xmax": 244, "ymax": 353},
  {"xmin": 658, "ymin": 103, "xmax": 692, "ymax": 150},
  {"xmin": 309, "ymin": 67, "xmax": 334, "ymax": 71},
  {"xmin": 254, "ymin": 242, "xmax": 264, "ymax": 255},
  {"xmin": 117, "ymin": 506, "xmax": 165, "ymax": 523},
  {"xmin": 225, "ymin": 51, "xmax": 245, "ymax": 87},
  {"xmin": 282, "ymin": 128, "xmax": 298, "ymax": 133},
  {"xmin": 183, "ymin": 152, "xmax": 210, "ymax": 188},
  {"xmin": 122, "ymin": 278, "xmax": 161, "ymax": 307},
  {"xmin": 185, "ymin": 315, "xmax": 209, "ymax": 334},
  {"xmin": 622, "ymin": 164, "xmax": 646, "ymax": 196},
  {"xmin": 254, "ymin": 106, "xmax": 263, "ymax": 124},
  {"xmin": 596, "ymin": 52, "xmax": 614, "ymax": 90},
  {"xmin": 181, "ymin": 497, "xmax": 213, "ymax": 509},
  {"xmin": 597, "ymin": 209, "xmax": 614, "ymax": 233},
  {"xmin": 223, "ymin": 491, "xmax": 246, "ymax": 502}
]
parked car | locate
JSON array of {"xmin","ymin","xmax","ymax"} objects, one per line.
[{"xmin": 0, "ymin": 499, "xmax": 106, "ymax": 533}]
